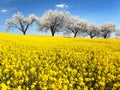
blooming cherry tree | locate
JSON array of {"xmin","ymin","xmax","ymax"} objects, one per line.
[
  {"xmin": 85, "ymin": 23, "xmax": 100, "ymax": 38},
  {"xmin": 65, "ymin": 16, "xmax": 88, "ymax": 38},
  {"xmin": 100, "ymin": 22, "xmax": 116, "ymax": 38},
  {"xmin": 6, "ymin": 12, "xmax": 37, "ymax": 35},
  {"xmin": 37, "ymin": 10, "xmax": 70, "ymax": 36},
  {"xmin": 115, "ymin": 29, "xmax": 120, "ymax": 37}
]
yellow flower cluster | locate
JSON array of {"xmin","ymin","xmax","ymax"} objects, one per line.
[{"xmin": 0, "ymin": 33, "xmax": 120, "ymax": 90}]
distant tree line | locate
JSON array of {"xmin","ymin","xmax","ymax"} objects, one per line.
[{"xmin": 6, "ymin": 10, "xmax": 120, "ymax": 38}]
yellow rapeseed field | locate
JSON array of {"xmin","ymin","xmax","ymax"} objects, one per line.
[{"xmin": 0, "ymin": 33, "xmax": 120, "ymax": 90}]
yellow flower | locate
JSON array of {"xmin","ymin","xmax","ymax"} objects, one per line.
[
  {"xmin": 0, "ymin": 83, "xmax": 8, "ymax": 90},
  {"xmin": 0, "ymin": 33, "xmax": 120, "ymax": 89},
  {"xmin": 6, "ymin": 80, "xmax": 11, "ymax": 85},
  {"xmin": 30, "ymin": 67, "xmax": 36, "ymax": 73},
  {"xmin": 17, "ymin": 86, "xmax": 22, "ymax": 90}
]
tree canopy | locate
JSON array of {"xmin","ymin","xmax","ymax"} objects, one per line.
[
  {"xmin": 5, "ymin": 10, "xmax": 118, "ymax": 38},
  {"xmin": 6, "ymin": 12, "xmax": 37, "ymax": 35}
]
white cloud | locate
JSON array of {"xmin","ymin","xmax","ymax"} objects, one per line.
[
  {"xmin": 55, "ymin": 4, "xmax": 68, "ymax": 8},
  {"xmin": 1, "ymin": 9, "xmax": 8, "ymax": 13}
]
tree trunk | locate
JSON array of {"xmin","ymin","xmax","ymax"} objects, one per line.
[
  {"xmin": 20, "ymin": 22, "xmax": 26, "ymax": 35},
  {"xmin": 24, "ymin": 24, "xmax": 30, "ymax": 34},
  {"xmin": 74, "ymin": 32, "xmax": 77, "ymax": 38},
  {"xmin": 50, "ymin": 26, "xmax": 55, "ymax": 36},
  {"xmin": 90, "ymin": 35, "xmax": 94, "ymax": 39},
  {"xmin": 23, "ymin": 31, "xmax": 26, "ymax": 35},
  {"xmin": 103, "ymin": 34, "xmax": 107, "ymax": 39},
  {"xmin": 51, "ymin": 29, "xmax": 55, "ymax": 36},
  {"xmin": 90, "ymin": 36, "xmax": 93, "ymax": 39},
  {"xmin": 52, "ymin": 32, "xmax": 55, "ymax": 36},
  {"xmin": 104, "ymin": 36, "xmax": 107, "ymax": 39}
]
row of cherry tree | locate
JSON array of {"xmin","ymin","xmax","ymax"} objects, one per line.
[{"xmin": 6, "ymin": 10, "xmax": 120, "ymax": 38}]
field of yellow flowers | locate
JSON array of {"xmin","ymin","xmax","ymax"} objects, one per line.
[{"xmin": 0, "ymin": 33, "xmax": 120, "ymax": 90}]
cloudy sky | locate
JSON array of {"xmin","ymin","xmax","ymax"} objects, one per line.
[{"xmin": 0, "ymin": 0, "xmax": 120, "ymax": 35}]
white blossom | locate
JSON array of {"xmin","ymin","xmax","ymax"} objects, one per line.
[
  {"xmin": 65, "ymin": 16, "xmax": 88, "ymax": 37},
  {"xmin": 100, "ymin": 22, "xmax": 116, "ymax": 38},
  {"xmin": 37, "ymin": 10, "xmax": 70, "ymax": 36},
  {"xmin": 84, "ymin": 23, "xmax": 100, "ymax": 38},
  {"xmin": 6, "ymin": 12, "xmax": 37, "ymax": 35}
]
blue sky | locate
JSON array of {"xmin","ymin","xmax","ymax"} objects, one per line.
[{"xmin": 0, "ymin": 0, "xmax": 120, "ymax": 35}]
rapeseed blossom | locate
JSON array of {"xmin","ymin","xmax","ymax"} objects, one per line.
[{"xmin": 0, "ymin": 33, "xmax": 120, "ymax": 89}]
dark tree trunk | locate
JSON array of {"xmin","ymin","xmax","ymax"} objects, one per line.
[
  {"xmin": 104, "ymin": 36, "xmax": 107, "ymax": 39},
  {"xmin": 50, "ymin": 26, "xmax": 55, "ymax": 36},
  {"xmin": 103, "ymin": 34, "xmax": 107, "ymax": 39},
  {"xmin": 20, "ymin": 22, "xmax": 25, "ymax": 35},
  {"xmin": 89, "ymin": 32, "xmax": 94, "ymax": 39},
  {"xmin": 23, "ymin": 31, "xmax": 26, "ymax": 35},
  {"xmin": 19, "ymin": 22, "xmax": 31, "ymax": 35},
  {"xmin": 90, "ymin": 36, "xmax": 94, "ymax": 39},
  {"xmin": 24, "ymin": 24, "xmax": 30, "ymax": 35},
  {"xmin": 51, "ymin": 29, "xmax": 55, "ymax": 36},
  {"xmin": 52, "ymin": 32, "xmax": 55, "ymax": 36},
  {"xmin": 74, "ymin": 32, "xmax": 77, "ymax": 38}
]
